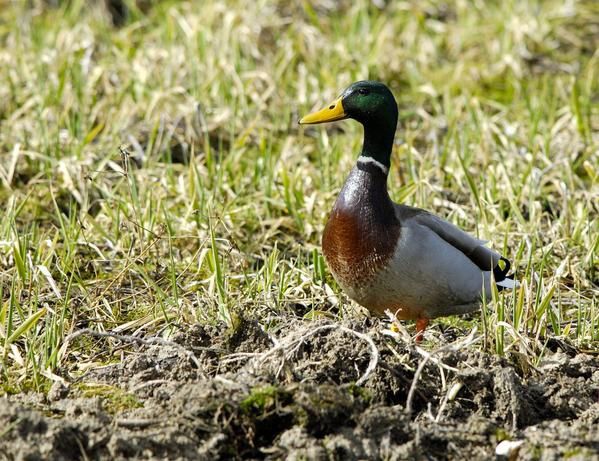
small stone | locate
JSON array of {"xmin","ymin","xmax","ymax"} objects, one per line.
[
  {"xmin": 496, "ymin": 439, "xmax": 524, "ymax": 461},
  {"xmin": 47, "ymin": 381, "xmax": 69, "ymax": 402}
]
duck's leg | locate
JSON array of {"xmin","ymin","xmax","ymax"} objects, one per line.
[{"xmin": 415, "ymin": 318, "xmax": 429, "ymax": 343}]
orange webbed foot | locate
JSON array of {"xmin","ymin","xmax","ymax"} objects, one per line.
[{"xmin": 415, "ymin": 318, "xmax": 429, "ymax": 343}]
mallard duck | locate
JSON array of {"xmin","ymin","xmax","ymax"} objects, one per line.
[{"xmin": 300, "ymin": 81, "xmax": 516, "ymax": 341}]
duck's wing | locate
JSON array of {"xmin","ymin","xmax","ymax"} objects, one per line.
[{"xmin": 395, "ymin": 204, "xmax": 516, "ymax": 289}]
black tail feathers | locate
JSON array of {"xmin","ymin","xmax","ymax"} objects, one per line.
[
  {"xmin": 493, "ymin": 257, "xmax": 511, "ymax": 281},
  {"xmin": 493, "ymin": 257, "xmax": 516, "ymax": 291}
]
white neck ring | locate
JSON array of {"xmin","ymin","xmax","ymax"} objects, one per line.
[{"xmin": 357, "ymin": 156, "xmax": 389, "ymax": 175}]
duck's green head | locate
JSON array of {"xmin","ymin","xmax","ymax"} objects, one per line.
[
  {"xmin": 299, "ymin": 81, "xmax": 398, "ymax": 128},
  {"xmin": 300, "ymin": 81, "xmax": 398, "ymax": 167}
]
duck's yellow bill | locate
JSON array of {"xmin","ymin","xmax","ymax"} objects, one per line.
[{"xmin": 299, "ymin": 98, "xmax": 347, "ymax": 125}]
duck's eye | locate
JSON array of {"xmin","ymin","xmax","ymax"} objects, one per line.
[{"xmin": 358, "ymin": 88, "xmax": 369, "ymax": 95}]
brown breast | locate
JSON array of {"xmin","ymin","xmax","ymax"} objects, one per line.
[{"xmin": 321, "ymin": 162, "xmax": 401, "ymax": 289}]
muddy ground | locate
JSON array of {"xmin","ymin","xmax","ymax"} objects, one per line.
[{"xmin": 1, "ymin": 318, "xmax": 598, "ymax": 460}]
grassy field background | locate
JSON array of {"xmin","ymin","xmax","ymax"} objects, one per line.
[{"xmin": 0, "ymin": 0, "xmax": 597, "ymax": 395}]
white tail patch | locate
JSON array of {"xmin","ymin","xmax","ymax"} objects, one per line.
[
  {"xmin": 357, "ymin": 156, "xmax": 389, "ymax": 175},
  {"xmin": 497, "ymin": 278, "xmax": 519, "ymax": 289}
]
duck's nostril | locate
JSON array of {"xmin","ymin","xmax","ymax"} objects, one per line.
[{"xmin": 329, "ymin": 105, "xmax": 335, "ymax": 110}]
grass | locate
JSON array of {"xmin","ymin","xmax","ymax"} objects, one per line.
[{"xmin": 0, "ymin": 0, "xmax": 597, "ymax": 394}]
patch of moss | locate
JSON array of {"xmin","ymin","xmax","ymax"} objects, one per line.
[
  {"xmin": 563, "ymin": 448, "xmax": 583, "ymax": 458},
  {"xmin": 75, "ymin": 383, "xmax": 143, "ymax": 414},
  {"xmin": 1, "ymin": 382, "xmax": 24, "ymax": 396},
  {"xmin": 529, "ymin": 444, "xmax": 543, "ymax": 460},
  {"xmin": 237, "ymin": 384, "xmax": 296, "ymax": 451},
  {"xmin": 494, "ymin": 428, "xmax": 511, "ymax": 442},
  {"xmin": 1, "ymin": 375, "xmax": 52, "ymax": 397},
  {"xmin": 240, "ymin": 385, "xmax": 282, "ymax": 415},
  {"xmin": 346, "ymin": 383, "xmax": 373, "ymax": 405}
]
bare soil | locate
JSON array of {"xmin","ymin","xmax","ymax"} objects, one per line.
[{"xmin": 1, "ymin": 318, "xmax": 598, "ymax": 460}]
